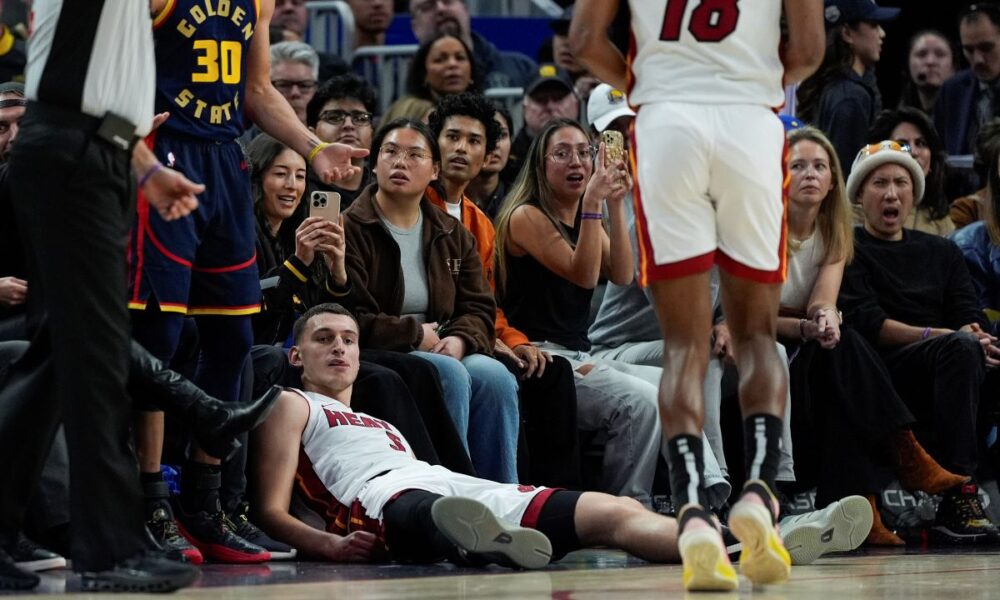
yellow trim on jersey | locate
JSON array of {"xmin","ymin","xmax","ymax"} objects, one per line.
[
  {"xmin": 187, "ymin": 305, "xmax": 262, "ymax": 316},
  {"xmin": 254, "ymin": 0, "xmax": 261, "ymax": 19},
  {"xmin": 284, "ymin": 259, "xmax": 308, "ymax": 282},
  {"xmin": 152, "ymin": 0, "xmax": 177, "ymax": 28},
  {"xmin": 325, "ymin": 281, "xmax": 348, "ymax": 298}
]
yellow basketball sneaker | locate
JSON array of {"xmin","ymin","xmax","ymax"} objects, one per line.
[
  {"xmin": 677, "ymin": 506, "xmax": 738, "ymax": 592},
  {"xmin": 728, "ymin": 481, "xmax": 791, "ymax": 585}
]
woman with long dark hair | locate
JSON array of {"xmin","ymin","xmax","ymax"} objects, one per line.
[{"xmin": 796, "ymin": 8, "xmax": 897, "ymax": 172}]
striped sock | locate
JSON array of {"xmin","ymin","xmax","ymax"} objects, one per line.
[
  {"xmin": 667, "ymin": 434, "xmax": 709, "ymax": 510},
  {"xmin": 743, "ymin": 413, "xmax": 783, "ymax": 491}
]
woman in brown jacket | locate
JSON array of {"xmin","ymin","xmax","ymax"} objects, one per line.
[{"xmin": 341, "ymin": 118, "xmax": 520, "ymax": 483}]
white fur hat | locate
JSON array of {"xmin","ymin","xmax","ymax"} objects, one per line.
[{"xmin": 845, "ymin": 142, "xmax": 925, "ymax": 205}]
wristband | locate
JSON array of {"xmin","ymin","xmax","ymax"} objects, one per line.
[
  {"xmin": 580, "ymin": 212, "xmax": 604, "ymax": 220},
  {"xmin": 138, "ymin": 162, "xmax": 163, "ymax": 187},
  {"xmin": 307, "ymin": 142, "xmax": 331, "ymax": 165},
  {"xmin": 921, "ymin": 327, "xmax": 932, "ymax": 340}
]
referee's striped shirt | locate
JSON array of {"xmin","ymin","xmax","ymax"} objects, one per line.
[{"xmin": 25, "ymin": 0, "xmax": 155, "ymax": 136}]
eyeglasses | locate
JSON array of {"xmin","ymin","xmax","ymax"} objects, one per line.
[
  {"xmin": 855, "ymin": 140, "xmax": 912, "ymax": 162},
  {"xmin": 380, "ymin": 144, "xmax": 433, "ymax": 164},
  {"xmin": 546, "ymin": 145, "xmax": 596, "ymax": 164},
  {"xmin": 272, "ymin": 79, "xmax": 317, "ymax": 93},
  {"xmin": 319, "ymin": 109, "xmax": 373, "ymax": 126}
]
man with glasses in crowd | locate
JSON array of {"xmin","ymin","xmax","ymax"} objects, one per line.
[
  {"xmin": 305, "ymin": 74, "xmax": 377, "ymax": 209},
  {"xmin": 271, "ymin": 41, "xmax": 321, "ymax": 126}
]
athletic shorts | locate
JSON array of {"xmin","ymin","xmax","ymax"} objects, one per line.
[
  {"xmin": 630, "ymin": 102, "xmax": 788, "ymax": 285},
  {"xmin": 127, "ymin": 131, "xmax": 260, "ymax": 316}
]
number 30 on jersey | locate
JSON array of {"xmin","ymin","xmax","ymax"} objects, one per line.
[
  {"xmin": 660, "ymin": 0, "xmax": 740, "ymax": 43},
  {"xmin": 192, "ymin": 39, "xmax": 242, "ymax": 84}
]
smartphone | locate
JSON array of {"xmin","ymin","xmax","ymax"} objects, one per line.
[
  {"xmin": 309, "ymin": 190, "xmax": 341, "ymax": 223},
  {"xmin": 602, "ymin": 130, "xmax": 625, "ymax": 167}
]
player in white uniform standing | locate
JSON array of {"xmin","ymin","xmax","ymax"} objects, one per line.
[
  {"xmin": 252, "ymin": 303, "xmax": 691, "ymax": 568},
  {"xmin": 570, "ymin": 0, "xmax": 825, "ymax": 591}
]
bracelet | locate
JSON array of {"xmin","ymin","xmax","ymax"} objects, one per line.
[
  {"xmin": 307, "ymin": 142, "xmax": 331, "ymax": 165},
  {"xmin": 138, "ymin": 162, "xmax": 162, "ymax": 187},
  {"xmin": 921, "ymin": 327, "xmax": 932, "ymax": 340},
  {"xmin": 799, "ymin": 318, "xmax": 808, "ymax": 341},
  {"xmin": 580, "ymin": 212, "xmax": 604, "ymax": 220}
]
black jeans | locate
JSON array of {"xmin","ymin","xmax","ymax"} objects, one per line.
[
  {"xmin": 0, "ymin": 105, "xmax": 146, "ymax": 571},
  {"xmin": 881, "ymin": 332, "xmax": 987, "ymax": 477}
]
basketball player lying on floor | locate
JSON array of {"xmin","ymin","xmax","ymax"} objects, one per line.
[{"xmin": 251, "ymin": 303, "xmax": 683, "ymax": 567}]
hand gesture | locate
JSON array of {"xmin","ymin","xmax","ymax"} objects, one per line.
[
  {"xmin": 418, "ymin": 322, "xmax": 440, "ymax": 351},
  {"xmin": 317, "ymin": 215, "xmax": 348, "ymax": 285},
  {"xmin": 312, "ymin": 143, "xmax": 369, "ymax": 184},
  {"xmin": 584, "ymin": 142, "xmax": 632, "ymax": 209},
  {"xmin": 0, "ymin": 276, "xmax": 27, "ymax": 307},
  {"xmin": 432, "ymin": 335, "xmax": 467, "ymax": 360},
  {"xmin": 513, "ymin": 343, "xmax": 552, "ymax": 378},
  {"xmin": 143, "ymin": 167, "xmax": 202, "ymax": 221},
  {"xmin": 294, "ymin": 216, "xmax": 338, "ymax": 267},
  {"xmin": 961, "ymin": 323, "xmax": 1000, "ymax": 367},
  {"xmin": 711, "ymin": 322, "xmax": 734, "ymax": 364},
  {"xmin": 814, "ymin": 308, "xmax": 841, "ymax": 350},
  {"xmin": 322, "ymin": 531, "xmax": 379, "ymax": 562}
]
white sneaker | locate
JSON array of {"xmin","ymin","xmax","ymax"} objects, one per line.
[
  {"xmin": 430, "ymin": 496, "xmax": 552, "ymax": 569},
  {"xmin": 780, "ymin": 495, "xmax": 873, "ymax": 565}
]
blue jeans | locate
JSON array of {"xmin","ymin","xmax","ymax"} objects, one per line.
[{"xmin": 412, "ymin": 352, "xmax": 520, "ymax": 483}]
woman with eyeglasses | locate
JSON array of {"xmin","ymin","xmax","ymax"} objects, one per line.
[
  {"xmin": 340, "ymin": 118, "xmax": 521, "ymax": 483},
  {"xmin": 492, "ymin": 119, "xmax": 724, "ymax": 507},
  {"xmin": 778, "ymin": 127, "xmax": 965, "ymax": 547},
  {"xmin": 866, "ymin": 108, "xmax": 955, "ymax": 236}
]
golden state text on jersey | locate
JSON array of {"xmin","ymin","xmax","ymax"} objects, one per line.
[{"xmin": 153, "ymin": 0, "xmax": 259, "ymax": 140}]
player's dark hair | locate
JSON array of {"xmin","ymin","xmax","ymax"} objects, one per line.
[
  {"xmin": 867, "ymin": 107, "xmax": 950, "ymax": 221},
  {"xmin": 427, "ymin": 92, "xmax": 500, "ymax": 153},
  {"xmin": 306, "ymin": 73, "xmax": 378, "ymax": 128},
  {"xmin": 370, "ymin": 117, "xmax": 442, "ymax": 166},
  {"xmin": 405, "ymin": 32, "xmax": 482, "ymax": 100},
  {"xmin": 293, "ymin": 303, "xmax": 359, "ymax": 344}
]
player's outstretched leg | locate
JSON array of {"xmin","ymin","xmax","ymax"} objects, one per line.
[
  {"xmin": 430, "ymin": 497, "xmax": 552, "ymax": 569},
  {"xmin": 728, "ymin": 481, "xmax": 790, "ymax": 584}
]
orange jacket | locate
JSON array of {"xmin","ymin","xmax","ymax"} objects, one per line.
[{"xmin": 427, "ymin": 187, "xmax": 530, "ymax": 349}]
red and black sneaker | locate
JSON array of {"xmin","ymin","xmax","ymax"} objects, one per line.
[
  {"xmin": 146, "ymin": 504, "xmax": 203, "ymax": 566},
  {"xmin": 173, "ymin": 500, "xmax": 271, "ymax": 564}
]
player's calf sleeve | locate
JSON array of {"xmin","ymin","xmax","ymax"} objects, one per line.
[
  {"xmin": 666, "ymin": 434, "xmax": 710, "ymax": 511},
  {"xmin": 742, "ymin": 413, "xmax": 783, "ymax": 492},
  {"xmin": 382, "ymin": 490, "xmax": 457, "ymax": 563}
]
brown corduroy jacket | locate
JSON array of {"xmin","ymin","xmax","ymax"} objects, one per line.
[{"xmin": 341, "ymin": 184, "xmax": 496, "ymax": 354}]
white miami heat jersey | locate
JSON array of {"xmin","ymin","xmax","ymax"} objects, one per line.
[
  {"xmin": 627, "ymin": 0, "xmax": 785, "ymax": 108},
  {"xmin": 296, "ymin": 389, "xmax": 416, "ymax": 508}
]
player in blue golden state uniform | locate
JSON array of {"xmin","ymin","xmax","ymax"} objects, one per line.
[{"xmin": 127, "ymin": 0, "xmax": 367, "ymax": 565}]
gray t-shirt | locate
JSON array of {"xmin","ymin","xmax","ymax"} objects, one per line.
[{"xmin": 381, "ymin": 211, "xmax": 429, "ymax": 323}]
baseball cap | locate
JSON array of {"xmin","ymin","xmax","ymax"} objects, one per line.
[
  {"xmin": 525, "ymin": 63, "xmax": 575, "ymax": 98},
  {"xmin": 824, "ymin": 0, "xmax": 900, "ymax": 27},
  {"xmin": 587, "ymin": 83, "xmax": 635, "ymax": 133},
  {"xmin": 845, "ymin": 141, "xmax": 925, "ymax": 203},
  {"xmin": 549, "ymin": 6, "xmax": 573, "ymax": 35}
]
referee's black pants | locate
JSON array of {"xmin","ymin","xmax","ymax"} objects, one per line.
[{"xmin": 0, "ymin": 105, "xmax": 146, "ymax": 571}]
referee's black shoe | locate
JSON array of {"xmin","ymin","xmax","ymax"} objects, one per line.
[
  {"xmin": 79, "ymin": 551, "xmax": 198, "ymax": 593},
  {"xmin": 0, "ymin": 547, "xmax": 39, "ymax": 591}
]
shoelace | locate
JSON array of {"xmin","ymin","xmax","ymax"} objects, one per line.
[
  {"xmin": 955, "ymin": 494, "xmax": 989, "ymax": 522},
  {"xmin": 230, "ymin": 504, "xmax": 262, "ymax": 537}
]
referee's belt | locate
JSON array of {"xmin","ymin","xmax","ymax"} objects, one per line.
[{"xmin": 26, "ymin": 102, "xmax": 140, "ymax": 153}]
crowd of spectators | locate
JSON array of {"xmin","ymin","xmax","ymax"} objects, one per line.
[{"xmin": 3, "ymin": 0, "xmax": 1000, "ymax": 579}]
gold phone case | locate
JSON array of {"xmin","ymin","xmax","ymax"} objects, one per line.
[{"xmin": 602, "ymin": 130, "xmax": 625, "ymax": 166}]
